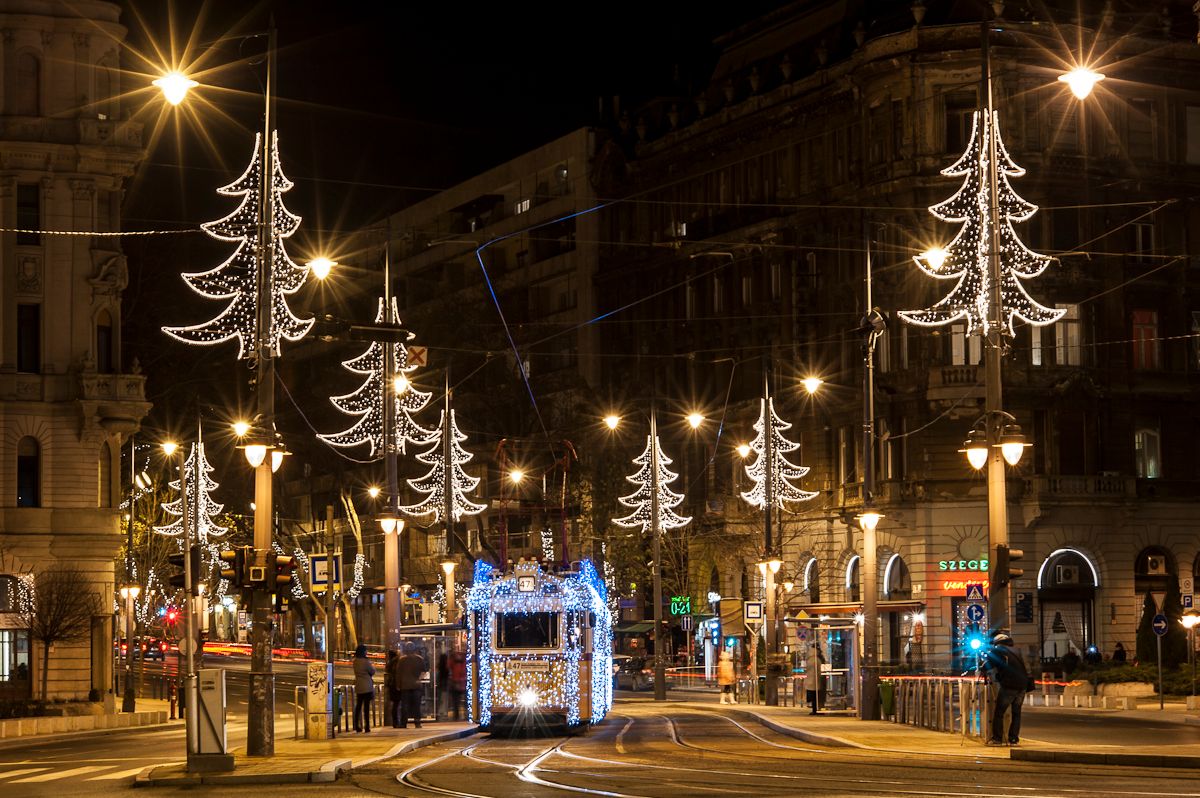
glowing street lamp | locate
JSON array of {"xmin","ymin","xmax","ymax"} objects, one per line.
[
  {"xmin": 153, "ymin": 71, "xmax": 198, "ymax": 105},
  {"xmin": 686, "ymin": 412, "xmax": 705, "ymax": 429},
  {"xmin": 603, "ymin": 414, "xmax": 621, "ymax": 430},
  {"xmin": 736, "ymin": 443, "xmax": 751, "ymax": 459},
  {"xmin": 1058, "ymin": 66, "xmax": 1105, "ymax": 100},
  {"xmin": 801, "ymin": 376, "xmax": 824, "ymax": 395},
  {"xmin": 305, "ymin": 256, "xmax": 335, "ymax": 280}
]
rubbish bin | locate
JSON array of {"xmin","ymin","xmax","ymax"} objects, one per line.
[{"xmin": 878, "ymin": 681, "xmax": 895, "ymax": 716}]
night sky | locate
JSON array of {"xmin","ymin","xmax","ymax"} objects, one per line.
[{"xmin": 117, "ymin": 0, "xmax": 778, "ymax": 476}]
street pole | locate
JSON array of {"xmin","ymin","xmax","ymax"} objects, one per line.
[
  {"xmin": 441, "ymin": 375, "xmax": 457, "ymax": 625},
  {"xmin": 247, "ymin": 21, "xmax": 278, "ymax": 757},
  {"xmin": 325, "ymin": 504, "xmax": 335, "ymax": 738},
  {"xmin": 762, "ymin": 365, "xmax": 779, "ymax": 707},
  {"xmin": 123, "ymin": 434, "xmax": 137, "ymax": 713},
  {"xmin": 179, "ymin": 450, "xmax": 197, "ymax": 762},
  {"xmin": 981, "ymin": 12, "xmax": 1011, "ymax": 633},
  {"xmin": 650, "ymin": 405, "xmax": 666, "ymax": 701},
  {"xmin": 382, "ymin": 247, "xmax": 401, "ymax": 650},
  {"xmin": 858, "ymin": 227, "xmax": 881, "ymax": 721}
]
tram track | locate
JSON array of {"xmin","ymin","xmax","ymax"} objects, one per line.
[{"xmin": 389, "ymin": 712, "xmax": 1200, "ymax": 798}]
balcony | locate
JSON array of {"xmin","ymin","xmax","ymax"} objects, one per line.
[{"xmin": 927, "ymin": 365, "xmax": 983, "ymax": 402}]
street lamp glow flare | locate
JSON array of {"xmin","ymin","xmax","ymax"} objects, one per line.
[
  {"xmin": 1059, "ymin": 67, "xmax": 1105, "ymax": 100},
  {"xmin": 603, "ymin": 415, "xmax": 620, "ymax": 430},
  {"xmin": 801, "ymin": 377, "xmax": 823, "ymax": 395},
  {"xmin": 306, "ymin": 257, "xmax": 335, "ymax": 280},
  {"xmin": 686, "ymin": 412, "xmax": 705, "ymax": 429},
  {"xmin": 153, "ymin": 71, "xmax": 198, "ymax": 105}
]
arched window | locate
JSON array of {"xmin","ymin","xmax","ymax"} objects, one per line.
[
  {"xmin": 15, "ymin": 53, "xmax": 40, "ymax": 116},
  {"xmin": 846, "ymin": 555, "xmax": 860, "ymax": 603},
  {"xmin": 16, "ymin": 438, "xmax": 40, "ymax": 508},
  {"xmin": 884, "ymin": 554, "xmax": 912, "ymax": 600},
  {"xmin": 803, "ymin": 558, "xmax": 820, "ymax": 604},
  {"xmin": 96, "ymin": 310, "xmax": 114, "ymax": 373},
  {"xmin": 98, "ymin": 442, "xmax": 112, "ymax": 508},
  {"xmin": 0, "ymin": 576, "xmax": 16, "ymax": 613},
  {"xmin": 94, "ymin": 61, "xmax": 118, "ymax": 119}
]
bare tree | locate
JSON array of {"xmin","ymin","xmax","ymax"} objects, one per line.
[{"xmin": 23, "ymin": 567, "xmax": 102, "ymax": 700}]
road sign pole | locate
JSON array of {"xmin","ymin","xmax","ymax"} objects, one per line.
[{"xmin": 1158, "ymin": 633, "xmax": 1164, "ymax": 710}]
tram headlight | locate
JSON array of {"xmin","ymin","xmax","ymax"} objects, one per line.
[{"xmin": 517, "ymin": 687, "xmax": 539, "ymax": 708}]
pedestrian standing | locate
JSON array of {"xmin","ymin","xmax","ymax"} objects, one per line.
[
  {"xmin": 436, "ymin": 651, "xmax": 449, "ymax": 717},
  {"xmin": 352, "ymin": 644, "xmax": 376, "ymax": 733},
  {"xmin": 397, "ymin": 643, "xmax": 425, "ymax": 728},
  {"xmin": 1111, "ymin": 641, "xmax": 1127, "ymax": 663},
  {"xmin": 717, "ymin": 649, "xmax": 736, "ymax": 704},
  {"xmin": 983, "ymin": 632, "xmax": 1032, "ymax": 746},
  {"xmin": 803, "ymin": 638, "xmax": 824, "ymax": 715},
  {"xmin": 386, "ymin": 649, "xmax": 404, "ymax": 727}
]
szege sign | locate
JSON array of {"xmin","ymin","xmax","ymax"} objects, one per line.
[{"xmin": 938, "ymin": 559, "xmax": 989, "ymax": 572}]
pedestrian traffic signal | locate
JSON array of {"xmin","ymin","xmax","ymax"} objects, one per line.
[
  {"xmin": 269, "ymin": 554, "xmax": 297, "ymax": 588},
  {"xmin": 218, "ymin": 547, "xmax": 249, "ymax": 587},
  {"xmin": 167, "ymin": 545, "xmax": 201, "ymax": 591},
  {"xmin": 272, "ymin": 590, "xmax": 289, "ymax": 613},
  {"xmin": 995, "ymin": 544, "xmax": 1025, "ymax": 586}
]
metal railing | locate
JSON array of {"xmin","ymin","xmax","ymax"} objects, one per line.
[{"xmin": 882, "ymin": 676, "xmax": 992, "ymax": 740}]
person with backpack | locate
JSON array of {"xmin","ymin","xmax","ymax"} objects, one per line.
[{"xmin": 982, "ymin": 632, "xmax": 1032, "ymax": 746}]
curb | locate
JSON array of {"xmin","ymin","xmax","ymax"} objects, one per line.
[
  {"xmin": 134, "ymin": 726, "xmax": 478, "ymax": 787},
  {"xmin": 0, "ymin": 717, "xmax": 183, "ymax": 750},
  {"xmin": 1012, "ymin": 749, "xmax": 1200, "ymax": 769}
]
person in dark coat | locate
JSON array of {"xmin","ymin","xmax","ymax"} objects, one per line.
[
  {"xmin": 436, "ymin": 651, "xmax": 449, "ymax": 717},
  {"xmin": 448, "ymin": 648, "xmax": 467, "ymax": 721},
  {"xmin": 1112, "ymin": 641, "xmax": 1127, "ymax": 663},
  {"xmin": 983, "ymin": 632, "xmax": 1031, "ymax": 746},
  {"xmin": 396, "ymin": 643, "xmax": 426, "ymax": 728},
  {"xmin": 352, "ymin": 644, "xmax": 376, "ymax": 733},
  {"xmin": 386, "ymin": 649, "xmax": 403, "ymax": 727}
]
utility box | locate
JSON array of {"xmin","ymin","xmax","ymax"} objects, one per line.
[
  {"xmin": 306, "ymin": 661, "xmax": 333, "ymax": 739},
  {"xmin": 196, "ymin": 669, "xmax": 229, "ymax": 755}
]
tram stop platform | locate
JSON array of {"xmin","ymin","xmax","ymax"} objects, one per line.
[
  {"xmin": 676, "ymin": 695, "xmax": 1200, "ymax": 769},
  {"xmin": 134, "ymin": 722, "xmax": 477, "ymax": 787}
]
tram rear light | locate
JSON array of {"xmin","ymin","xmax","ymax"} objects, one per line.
[{"xmin": 517, "ymin": 688, "xmax": 538, "ymax": 708}]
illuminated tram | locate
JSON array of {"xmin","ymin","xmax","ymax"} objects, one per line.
[{"xmin": 466, "ymin": 558, "xmax": 612, "ymax": 732}]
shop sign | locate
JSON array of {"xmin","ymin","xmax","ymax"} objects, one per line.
[
  {"xmin": 941, "ymin": 574, "xmax": 989, "ymax": 593},
  {"xmin": 938, "ymin": 559, "xmax": 989, "ymax": 572}
]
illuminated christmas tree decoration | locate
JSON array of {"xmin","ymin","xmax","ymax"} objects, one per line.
[
  {"xmin": 154, "ymin": 442, "xmax": 228, "ymax": 547},
  {"xmin": 318, "ymin": 296, "xmax": 434, "ymax": 457},
  {"xmin": 466, "ymin": 560, "xmax": 612, "ymax": 727},
  {"xmin": 162, "ymin": 131, "xmax": 314, "ymax": 358},
  {"xmin": 741, "ymin": 397, "xmax": 818, "ymax": 509},
  {"xmin": 613, "ymin": 435, "xmax": 691, "ymax": 534},
  {"xmin": 400, "ymin": 408, "xmax": 486, "ymax": 522},
  {"xmin": 899, "ymin": 110, "xmax": 1064, "ymax": 337}
]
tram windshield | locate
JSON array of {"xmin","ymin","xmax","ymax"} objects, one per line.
[{"xmin": 496, "ymin": 612, "xmax": 560, "ymax": 649}]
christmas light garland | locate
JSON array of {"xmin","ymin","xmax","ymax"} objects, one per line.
[
  {"xmin": 741, "ymin": 397, "xmax": 818, "ymax": 509},
  {"xmin": 318, "ymin": 296, "xmax": 435, "ymax": 457},
  {"xmin": 613, "ymin": 435, "xmax": 691, "ymax": 534},
  {"xmin": 400, "ymin": 408, "xmax": 486, "ymax": 522},
  {"xmin": 154, "ymin": 442, "xmax": 228, "ymax": 547},
  {"xmin": 162, "ymin": 131, "xmax": 314, "ymax": 358},
  {"xmin": 899, "ymin": 109, "xmax": 1064, "ymax": 336},
  {"xmin": 466, "ymin": 560, "xmax": 611, "ymax": 727}
]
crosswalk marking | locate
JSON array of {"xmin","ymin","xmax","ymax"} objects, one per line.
[
  {"xmin": 0, "ymin": 768, "xmax": 51, "ymax": 780},
  {"xmin": 11, "ymin": 765, "xmax": 110, "ymax": 782},
  {"xmin": 86, "ymin": 766, "xmax": 152, "ymax": 781}
]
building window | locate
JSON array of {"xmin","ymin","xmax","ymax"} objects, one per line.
[
  {"xmin": 741, "ymin": 275, "xmax": 753, "ymax": 307},
  {"xmin": 98, "ymin": 442, "xmax": 112, "ymax": 508},
  {"xmin": 1128, "ymin": 99, "xmax": 1156, "ymax": 160},
  {"xmin": 0, "ymin": 576, "xmax": 16, "ymax": 612},
  {"xmin": 1131, "ymin": 310, "xmax": 1159, "ymax": 370},
  {"xmin": 944, "ymin": 90, "xmax": 976, "ymax": 153},
  {"xmin": 14, "ymin": 53, "xmax": 39, "ymax": 116},
  {"xmin": 1134, "ymin": 426, "xmax": 1161, "ymax": 479},
  {"xmin": 513, "ymin": 198, "xmax": 530, "ymax": 215},
  {"xmin": 1031, "ymin": 326, "xmax": 1044, "ymax": 366},
  {"xmin": 17, "ymin": 184, "xmax": 40, "ymax": 246},
  {"xmin": 1055, "ymin": 304, "xmax": 1081, "ymax": 366},
  {"xmin": 96, "ymin": 310, "xmax": 115, "ymax": 373},
  {"xmin": 711, "ymin": 275, "xmax": 724, "ymax": 314},
  {"xmin": 1186, "ymin": 105, "xmax": 1200, "ymax": 165},
  {"xmin": 685, "ymin": 281, "xmax": 697, "ymax": 320},
  {"xmin": 1191, "ymin": 311, "xmax": 1200, "ymax": 369},
  {"xmin": 17, "ymin": 305, "xmax": 40, "ymax": 374},
  {"xmin": 769, "ymin": 261, "xmax": 781, "ymax": 301},
  {"xmin": 17, "ymin": 438, "xmax": 40, "ymax": 508},
  {"xmin": 950, "ymin": 324, "xmax": 981, "ymax": 365},
  {"xmin": 1133, "ymin": 222, "xmax": 1155, "ymax": 262}
]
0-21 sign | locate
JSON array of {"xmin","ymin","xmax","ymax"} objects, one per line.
[{"xmin": 670, "ymin": 595, "xmax": 692, "ymax": 615}]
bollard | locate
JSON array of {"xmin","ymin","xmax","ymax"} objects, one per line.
[{"xmin": 168, "ymin": 681, "xmax": 177, "ymax": 720}]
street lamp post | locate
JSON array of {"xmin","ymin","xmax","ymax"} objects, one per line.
[
  {"xmin": 649, "ymin": 406, "xmax": 667, "ymax": 701},
  {"xmin": 162, "ymin": 441, "xmax": 197, "ymax": 763},
  {"xmin": 441, "ymin": 561, "xmax": 458, "ymax": 625},
  {"xmin": 119, "ymin": 584, "xmax": 140, "ymax": 713},
  {"xmin": 1182, "ymin": 611, "xmax": 1200, "ymax": 698}
]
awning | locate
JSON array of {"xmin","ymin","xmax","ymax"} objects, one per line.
[
  {"xmin": 784, "ymin": 599, "xmax": 926, "ymax": 620},
  {"xmin": 614, "ymin": 622, "xmax": 653, "ymax": 634}
]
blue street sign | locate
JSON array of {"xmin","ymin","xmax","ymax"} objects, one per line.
[
  {"xmin": 965, "ymin": 583, "xmax": 986, "ymax": 602},
  {"xmin": 1185, "ymin": 595, "xmax": 1194, "ymax": 610},
  {"xmin": 1152, "ymin": 614, "xmax": 1169, "ymax": 637},
  {"xmin": 966, "ymin": 603, "xmax": 987, "ymax": 623}
]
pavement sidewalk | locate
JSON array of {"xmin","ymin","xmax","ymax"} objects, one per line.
[
  {"xmin": 683, "ymin": 699, "xmax": 1200, "ymax": 769},
  {"xmin": 134, "ymin": 721, "xmax": 477, "ymax": 786}
]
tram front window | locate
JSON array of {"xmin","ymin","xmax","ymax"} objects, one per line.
[{"xmin": 497, "ymin": 612, "xmax": 560, "ymax": 649}]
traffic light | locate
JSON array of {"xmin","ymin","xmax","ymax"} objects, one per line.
[
  {"xmin": 269, "ymin": 554, "xmax": 296, "ymax": 613},
  {"xmin": 218, "ymin": 546, "xmax": 251, "ymax": 588},
  {"xmin": 167, "ymin": 545, "xmax": 201, "ymax": 591},
  {"xmin": 995, "ymin": 544, "xmax": 1025, "ymax": 586}
]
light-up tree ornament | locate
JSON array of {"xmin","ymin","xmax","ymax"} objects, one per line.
[
  {"xmin": 162, "ymin": 131, "xmax": 314, "ymax": 357},
  {"xmin": 741, "ymin": 396, "xmax": 818, "ymax": 510},
  {"xmin": 898, "ymin": 110, "xmax": 1064, "ymax": 336},
  {"xmin": 154, "ymin": 441, "xmax": 228, "ymax": 547},
  {"xmin": 318, "ymin": 296, "xmax": 434, "ymax": 456},
  {"xmin": 400, "ymin": 408, "xmax": 486, "ymax": 522},
  {"xmin": 613, "ymin": 433, "xmax": 691, "ymax": 535}
]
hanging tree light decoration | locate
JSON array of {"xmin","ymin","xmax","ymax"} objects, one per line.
[
  {"xmin": 400, "ymin": 408, "xmax": 487, "ymax": 522},
  {"xmin": 740, "ymin": 396, "xmax": 818, "ymax": 510},
  {"xmin": 318, "ymin": 296, "xmax": 434, "ymax": 456},
  {"xmin": 898, "ymin": 110, "xmax": 1064, "ymax": 336},
  {"xmin": 154, "ymin": 441, "xmax": 229, "ymax": 547},
  {"xmin": 162, "ymin": 131, "xmax": 314, "ymax": 357},
  {"xmin": 613, "ymin": 434, "xmax": 691, "ymax": 534}
]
